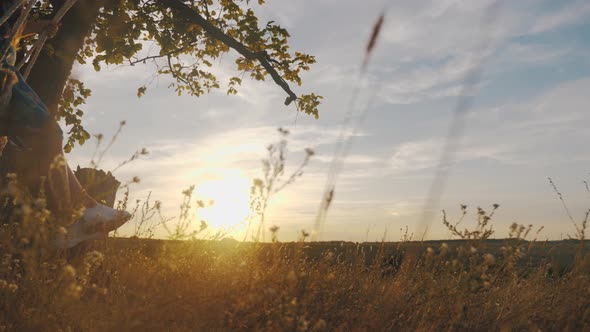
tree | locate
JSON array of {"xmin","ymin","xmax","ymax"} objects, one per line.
[{"xmin": 25, "ymin": 0, "xmax": 322, "ymax": 151}]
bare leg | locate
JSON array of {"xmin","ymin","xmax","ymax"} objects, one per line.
[
  {"xmin": 3, "ymin": 120, "xmax": 130, "ymax": 248},
  {"xmin": 5, "ymin": 121, "xmax": 92, "ymax": 212},
  {"xmin": 65, "ymin": 163, "xmax": 96, "ymax": 208}
]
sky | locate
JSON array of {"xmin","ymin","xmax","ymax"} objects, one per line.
[{"xmin": 66, "ymin": 0, "xmax": 590, "ymax": 242}]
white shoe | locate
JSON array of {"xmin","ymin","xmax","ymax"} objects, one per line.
[
  {"xmin": 80, "ymin": 204, "xmax": 131, "ymax": 234},
  {"xmin": 53, "ymin": 205, "xmax": 131, "ymax": 249}
]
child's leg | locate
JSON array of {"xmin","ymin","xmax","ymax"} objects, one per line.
[{"xmin": 3, "ymin": 119, "xmax": 93, "ymax": 211}]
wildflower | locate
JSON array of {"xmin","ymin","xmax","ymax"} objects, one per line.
[
  {"xmin": 33, "ymin": 198, "xmax": 47, "ymax": 207},
  {"xmin": 440, "ymin": 243, "xmax": 449, "ymax": 255},
  {"xmin": 63, "ymin": 265, "xmax": 76, "ymax": 278},
  {"xmin": 483, "ymin": 253, "xmax": 496, "ymax": 265},
  {"xmin": 65, "ymin": 283, "xmax": 82, "ymax": 299},
  {"xmin": 287, "ymin": 270, "xmax": 297, "ymax": 283},
  {"xmin": 470, "ymin": 246, "xmax": 478, "ymax": 254},
  {"xmin": 323, "ymin": 251, "xmax": 335, "ymax": 262},
  {"xmin": 7, "ymin": 283, "xmax": 18, "ymax": 293},
  {"xmin": 0, "ymin": 280, "xmax": 7, "ymax": 288},
  {"xmin": 264, "ymin": 287, "xmax": 277, "ymax": 297},
  {"xmin": 298, "ymin": 318, "xmax": 309, "ymax": 331},
  {"xmin": 426, "ymin": 247, "xmax": 434, "ymax": 256},
  {"xmin": 20, "ymin": 205, "xmax": 32, "ymax": 216},
  {"xmin": 84, "ymin": 251, "xmax": 105, "ymax": 267},
  {"xmin": 510, "ymin": 223, "xmax": 518, "ymax": 232},
  {"xmin": 313, "ymin": 319, "xmax": 327, "ymax": 330}
]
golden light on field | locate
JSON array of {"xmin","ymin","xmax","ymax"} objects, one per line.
[{"xmin": 196, "ymin": 174, "xmax": 252, "ymax": 229}]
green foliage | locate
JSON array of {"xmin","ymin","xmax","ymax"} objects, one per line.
[
  {"xmin": 136, "ymin": 85, "xmax": 147, "ymax": 98},
  {"xmin": 57, "ymin": 79, "xmax": 91, "ymax": 153},
  {"xmin": 297, "ymin": 93, "xmax": 322, "ymax": 119},
  {"xmin": 26, "ymin": 0, "xmax": 321, "ymax": 151},
  {"xmin": 83, "ymin": 0, "xmax": 320, "ymax": 109}
]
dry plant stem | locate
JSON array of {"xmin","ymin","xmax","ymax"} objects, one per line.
[
  {"xmin": 251, "ymin": 130, "xmax": 313, "ymax": 242},
  {"xmin": 313, "ymin": 12, "xmax": 385, "ymax": 240},
  {"xmin": 18, "ymin": 0, "xmax": 78, "ymax": 79},
  {"xmin": 92, "ymin": 121, "xmax": 125, "ymax": 168},
  {"xmin": 548, "ymin": 177, "xmax": 583, "ymax": 238}
]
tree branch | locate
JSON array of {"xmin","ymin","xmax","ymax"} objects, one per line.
[
  {"xmin": 128, "ymin": 37, "xmax": 201, "ymax": 66},
  {"xmin": 157, "ymin": 0, "xmax": 298, "ymax": 105}
]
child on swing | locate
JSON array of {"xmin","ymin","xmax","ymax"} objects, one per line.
[{"xmin": 0, "ymin": 1, "xmax": 131, "ymax": 248}]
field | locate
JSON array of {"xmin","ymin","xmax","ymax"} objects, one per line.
[
  {"xmin": 1, "ymin": 138, "xmax": 588, "ymax": 331},
  {"xmin": 1, "ymin": 226, "xmax": 589, "ymax": 331}
]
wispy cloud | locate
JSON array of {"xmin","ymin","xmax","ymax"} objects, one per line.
[{"xmin": 529, "ymin": 1, "xmax": 590, "ymax": 34}]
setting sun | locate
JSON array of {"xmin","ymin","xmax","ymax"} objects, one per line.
[{"xmin": 195, "ymin": 174, "xmax": 252, "ymax": 230}]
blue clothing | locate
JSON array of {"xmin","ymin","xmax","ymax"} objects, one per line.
[
  {"xmin": 1, "ymin": 1, "xmax": 61, "ymax": 143},
  {"xmin": 1, "ymin": 38, "xmax": 62, "ymax": 142}
]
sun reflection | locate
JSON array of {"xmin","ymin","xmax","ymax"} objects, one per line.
[{"xmin": 196, "ymin": 174, "xmax": 252, "ymax": 230}]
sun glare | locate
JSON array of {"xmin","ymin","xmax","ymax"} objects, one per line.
[{"xmin": 196, "ymin": 174, "xmax": 252, "ymax": 230}]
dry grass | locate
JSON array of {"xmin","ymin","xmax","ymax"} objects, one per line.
[
  {"xmin": 0, "ymin": 129, "xmax": 589, "ymax": 331},
  {"xmin": 1, "ymin": 190, "xmax": 589, "ymax": 331}
]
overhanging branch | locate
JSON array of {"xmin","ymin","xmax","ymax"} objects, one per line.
[{"xmin": 157, "ymin": 0, "xmax": 298, "ymax": 105}]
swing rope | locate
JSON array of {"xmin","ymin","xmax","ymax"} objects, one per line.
[
  {"xmin": 0, "ymin": 0, "xmax": 78, "ymax": 80},
  {"xmin": 17, "ymin": 0, "xmax": 77, "ymax": 79},
  {"xmin": 0, "ymin": 0, "xmax": 22, "ymax": 28},
  {"xmin": 0, "ymin": 0, "xmax": 36, "ymax": 65}
]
